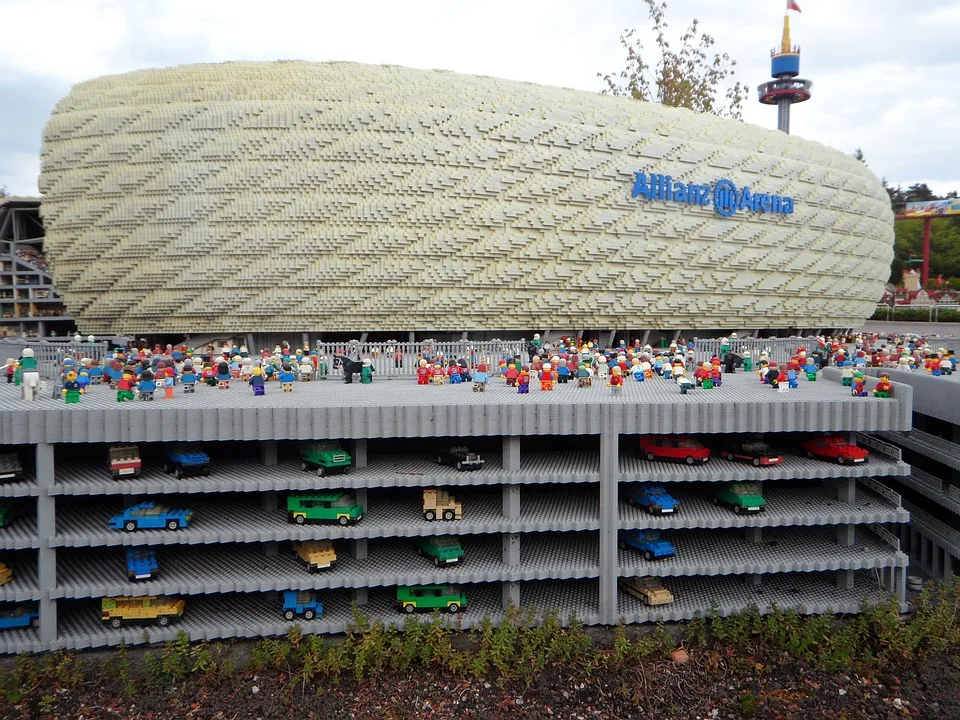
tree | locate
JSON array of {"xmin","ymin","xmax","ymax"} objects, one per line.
[
  {"xmin": 598, "ymin": 0, "xmax": 746, "ymax": 118},
  {"xmin": 0, "ymin": 186, "xmax": 7, "ymax": 199},
  {"xmin": 853, "ymin": 148, "xmax": 866, "ymax": 164}
]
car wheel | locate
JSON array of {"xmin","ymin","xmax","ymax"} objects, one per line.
[
  {"xmin": 417, "ymin": 547, "xmax": 424, "ymax": 557},
  {"xmin": 734, "ymin": 505, "xmax": 743, "ymax": 515},
  {"xmin": 110, "ymin": 618, "xmax": 122, "ymax": 629},
  {"xmin": 403, "ymin": 604, "xmax": 416, "ymax": 614},
  {"xmin": 618, "ymin": 540, "xmax": 626, "ymax": 550},
  {"xmin": 646, "ymin": 452, "xmax": 656, "ymax": 461},
  {"xmin": 425, "ymin": 511, "xmax": 436, "ymax": 521},
  {"xmin": 124, "ymin": 521, "xmax": 137, "ymax": 532},
  {"xmin": 456, "ymin": 462, "xmax": 463, "ymax": 471},
  {"xmin": 157, "ymin": 616, "xmax": 170, "ymax": 627},
  {"xmin": 753, "ymin": 458, "xmax": 761, "ymax": 467},
  {"xmin": 643, "ymin": 551, "xmax": 654, "ymax": 561},
  {"xmin": 304, "ymin": 609, "xmax": 315, "ymax": 620},
  {"xmin": 712, "ymin": 496, "xmax": 720, "ymax": 505},
  {"xmin": 435, "ymin": 558, "xmax": 442, "ymax": 568},
  {"xmin": 317, "ymin": 466, "xmax": 326, "ymax": 477},
  {"xmin": 806, "ymin": 451, "xmax": 815, "ymax": 459},
  {"xmin": 163, "ymin": 463, "xmax": 172, "ymax": 474},
  {"xmin": 284, "ymin": 610, "xmax": 295, "ymax": 621},
  {"xmin": 300, "ymin": 461, "xmax": 309, "ymax": 472},
  {"xmin": 175, "ymin": 468, "xmax": 184, "ymax": 480},
  {"xmin": 338, "ymin": 515, "xmax": 349, "ymax": 526},
  {"xmin": 31, "ymin": 617, "xmax": 39, "ymax": 628},
  {"xmin": 166, "ymin": 519, "xmax": 180, "ymax": 531},
  {"xmin": 646, "ymin": 505, "xmax": 656, "ymax": 515},
  {"xmin": 295, "ymin": 514, "xmax": 306, "ymax": 525},
  {"xmin": 443, "ymin": 510, "xmax": 455, "ymax": 521},
  {"xmin": 447, "ymin": 603, "xmax": 460, "ymax": 614},
  {"xmin": 685, "ymin": 456, "xmax": 695, "ymax": 465},
  {"xmin": 837, "ymin": 456, "xmax": 846, "ymax": 465},
  {"xmin": 437, "ymin": 456, "xmax": 444, "ymax": 465}
]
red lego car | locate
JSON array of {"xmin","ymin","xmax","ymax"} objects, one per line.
[
  {"xmin": 800, "ymin": 435, "xmax": 869, "ymax": 465},
  {"xmin": 640, "ymin": 435, "xmax": 710, "ymax": 465}
]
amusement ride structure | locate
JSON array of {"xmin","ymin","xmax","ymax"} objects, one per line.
[{"xmin": 758, "ymin": 1, "xmax": 812, "ymax": 134}]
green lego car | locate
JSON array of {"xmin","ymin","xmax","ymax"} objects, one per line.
[
  {"xmin": 712, "ymin": 482, "xmax": 766, "ymax": 515},
  {"xmin": 415, "ymin": 536, "xmax": 464, "ymax": 567},
  {"xmin": 287, "ymin": 492, "xmax": 364, "ymax": 526},
  {"xmin": 299, "ymin": 441, "xmax": 352, "ymax": 477},
  {"xmin": 396, "ymin": 584, "xmax": 467, "ymax": 614}
]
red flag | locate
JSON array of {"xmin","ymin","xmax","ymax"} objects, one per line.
[{"xmin": 787, "ymin": 0, "xmax": 802, "ymax": 11}]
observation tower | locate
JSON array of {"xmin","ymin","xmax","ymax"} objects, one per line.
[{"xmin": 757, "ymin": 2, "xmax": 812, "ymax": 134}]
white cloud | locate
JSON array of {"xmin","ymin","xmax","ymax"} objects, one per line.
[{"xmin": 0, "ymin": 0, "xmax": 956, "ymax": 196}]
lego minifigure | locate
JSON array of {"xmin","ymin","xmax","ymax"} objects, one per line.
[
  {"xmin": 517, "ymin": 365, "xmax": 531, "ymax": 394},
  {"xmin": 608, "ymin": 366, "xmax": 623, "ymax": 393},
  {"xmin": 240, "ymin": 357, "xmax": 254, "ymax": 382},
  {"xmin": 787, "ymin": 369, "xmax": 799, "ymax": 389},
  {"xmin": 577, "ymin": 363, "xmax": 592, "ymax": 388},
  {"xmin": 448, "ymin": 361, "xmax": 462, "ymax": 385},
  {"xmin": 804, "ymin": 357, "xmax": 818, "ymax": 381},
  {"xmin": 360, "ymin": 359, "xmax": 374, "ymax": 384},
  {"xmin": 473, "ymin": 363, "xmax": 488, "ymax": 392},
  {"xmin": 181, "ymin": 361, "xmax": 198, "ymax": 393},
  {"xmin": 595, "ymin": 355, "xmax": 609, "ymax": 379},
  {"xmin": 699, "ymin": 362, "xmax": 715, "ymax": 389},
  {"xmin": 300, "ymin": 358, "xmax": 314, "ymax": 382},
  {"xmin": 540, "ymin": 362, "xmax": 556, "ymax": 391},
  {"xmin": 504, "ymin": 362, "xmax": 519, "ymax": 387},
  {"xmin": 138, "ymin": 368, "xmax": 156, "ymax": 401},
  {"xmin": 851, "ymin": 371, "xmax": 868, "ymax": 397},
  {"xmin": 62, "ymin": 371, "xmax": 83, "ymax": 404},
  {"xmin": 432, "ymin": 363, "xmax": 445, "ymax": 386},
  {"xmin": 216, "ymin": 360, "xmax": 231, "ymax": 389},
  {"xmin": 250, "ymin": 366, "xmax": 266, "ymax": 396},
  {"xmin": 768, "ymin": 364, "xmax": 780, "ymax": 390},
  {"xmin": 19, "ymin": 348, "xmax": 40, "ymax": 402},
  {"xmin": 4, "ymin": 358, "xmax": 14, "ymax": 384},
  {"xmin": 116, "ymin": 367, "xmax": 136, "ymax": 402},
  {"xmin": 416, "ymin": 359, "xmax": 430, "ymax": 385},
  {"xmin": 741, "ymin": 350, "xmax": 753, "ymax": 372},
  {"xmin": 556, "ymin": 357, "xmax": 570, "ymax": 384},
  {"xmin": 677, "ymin": 372, "xmax": 695, "ymax": 394},
  {"xmin": 279, "ymin": 362, "xmax": 296, "ymax": 392},
  {"xmin": 874, "ymin": 372, "xmax": 892, "ymax": 398}
]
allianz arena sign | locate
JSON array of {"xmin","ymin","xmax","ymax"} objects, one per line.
[{"xmin": 631, "ymin": 172, "xmax": 796, "ymax": 218}]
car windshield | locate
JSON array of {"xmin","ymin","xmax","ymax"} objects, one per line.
[{"xmin": 331, "ymin": 496, "xmax": 356, "ymax": 508}]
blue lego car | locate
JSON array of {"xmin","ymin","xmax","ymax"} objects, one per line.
[
  {"xmin": 126, "ymin": 547, "xmax": 158, "ymax": 580},
  {"xmin": 164, "ymin": 448, "xmax": 211, "ymax": 480},
  {"xmin": 628, "ymin": 484, "xmax": 679, "ymax": 515},
  {"xmin": 619, "ymin": 529, "xmax": 677, "ymax": 561},
  {"xmin": 282, "ymin": 590, "xmax": 322, "ymax": 621},
  {"xmin": 0, "ymin": 605, "xmax": 39, "ymax": 630},
  {"xmin": 109, "ymin": 502, "xmax": 192, "ymax": 532}
]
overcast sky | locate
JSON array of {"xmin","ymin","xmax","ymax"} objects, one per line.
[{"xmin": 1, "ymin": 0, "xmax": 957, "ymax": 197}]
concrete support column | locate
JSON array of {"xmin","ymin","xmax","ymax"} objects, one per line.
[
  {"xmin": 931, "ymin": 542, "xmax": 942, "ymax": 579},
  {"xmin": 301, "ymin": 333, "xmax": 310, "ymax": 350},
  {"xmin": 836, "ymin": 477, "xmax": 856, "ymax": 504},
  {"xmin": 911, "ymin": 529, "xmax": 920, "ymax": 557},
  {"xmin": 350, "ymin": 538, "xmax": 368, "ymax": 561},
  {"xmin": 35, "ymin": 442, "xmax": 57, "ymax": 646},
  {"xmin": 351, "ymin": 587, "xmax": 368, "ymax": 605},
  {"xmin": 354, "ymin": 489, "xmax": 368, "ymax": 509},
  {"xmin": 351, "ymin": 439, "xmax": 368, "ymax": 469},
  {"xmin": 502, "ymin": 533, "xmax": 520, "ymax": 566},
  {"xmin": 944, "ymin": 552, "xmax": 954, "ymax": 580},
  {"xmin": 502, "ymin": 436, "xmax": 521, "ymax": 472},
  {"xmin": 896, "ymin": 566, "xmax": 907, "ymax": 605},
  {"xmin": 502, "ymin": 485, "xmax": 520, "ymax": 520},
  {"xmin": 502, "ymin": 581, "xmax": 520, "ymax": 610},
  {"xmin": 261, "ymin": 490, "xmax": 278, "ymax": 513},
  {"xmin": 920, "ymin": 535, "xmax": 930, "ymax": 571},
  {"xmin": 899, "ymin": 524, "xmax": 909, "ymax": 551},
  {"xmin": 745, "ymin": 574, "xmax": 762, "ymax": 586},
  {"xmin": 836, "ymin": 569, "xmax": 854, "ymax": 590},
  {"xmin": 260, "ymin": 440, "xmax": 278, "ymax": 467},
  {"xmin": 598, "ymin": 422, "xmax": 619, "ymax": 626},
  {"xmin": 408, "ymin": 331, "xmax": 416, "ymax": 343},
  {"xmin": 836, "ymin": 524, "xmax": 855, "ymax": 547},
  {"xmin": 745, "ymin": 527, "xmax": 762, "ymax": 544}
]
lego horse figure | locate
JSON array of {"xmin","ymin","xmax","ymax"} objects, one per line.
[{"xmin": 333, "ymin": 355, "xmax": 364, "ymax": 384}]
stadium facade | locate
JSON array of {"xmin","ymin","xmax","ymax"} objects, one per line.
[{"xmin": 38, "ymin": 61, "xmax": 894, "ymax": 337}]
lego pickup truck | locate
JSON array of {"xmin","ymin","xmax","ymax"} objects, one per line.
[
  {"xmin": 287, "ymin": 493, "xmax": 364, "ymax": 526},
  {"xmin": 436, "ymin": 447, "xmax": 484, "ymax": 471},
  {"xmin": 282, "ymin": 590, "xmax": 322, "ymax": 621},
  {"xmin": 292, "ymin": 540, "xmax": 337, "ymax": 571},
  {"xmin": 101, "ymin": 595, "xmax": 185, "ymax": 628},
  {"xmin": 108, "ymin": 445, "xmax": 142, "ymax": 479},
  {"xmin": 422, "ymin": 488, "xmax": 462, "ymax": 521},
  {"xmin": 619, "ymin": 576, "xmax": 674, "ymax": 606}
]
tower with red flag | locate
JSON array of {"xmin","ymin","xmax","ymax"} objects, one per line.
[{"xmin": 757, "ymin": 2, "xmax": 813, "ymax": 133}]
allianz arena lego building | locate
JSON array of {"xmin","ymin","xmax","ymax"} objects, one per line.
[{"xmin": 37, "ymin": 61, "xmax": 893, "ymax": 337}]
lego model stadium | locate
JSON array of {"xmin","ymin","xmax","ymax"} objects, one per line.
[{"xmin": 3, "ymin": 12, "xmax": 951, "ymax": 659}]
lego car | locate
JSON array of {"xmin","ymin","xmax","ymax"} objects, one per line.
[
  {"xmin": 639, "ymin": 435, "xmax": 710, "ymax": 465},
  {"xmin": 436, "ymin": 446, "xmax": 484, "ymax": 471},
  {"xmin": 422, "ymin": 488, "xmax": 462, "ymax": 521},
  {"xmin": 416, "ymin": 536, "xmax": 465, "ymax": 567},
  {"xmin": 396, "ymin": 584, "xmax": 467, "ymax": 614},
  {"xmin": 299, "ymin": 441, "xmax": 352, "ymax": 477},
  {"xmin": 627, "ymin": 484, "xmax": 679, "ymax": 515},
  {"xmin": 800, "ymin": 435, "xmax": 870, "ymax": 465},
  {"xmin": 619, "ymin": 576, "xmax": 674, "ymax": 605},
  {"xmin": 0, "ymin": 453, "xmax": 23, "ymax": 482},
  {"xmin": 618, "ymin": 529, "xmax": 676, "ymax": 561},
  {"xmin": 719, "ymin": 440, "xmax": 783, "ymax": 467},
  {"xmin": 0, "ymin": 605, "xmax": 39, "ymax": 630},
  {"xmin": 282, "ymin": 590, "xmax": 322, "ymax": 621},
  {"xmin": 712, "ymin": 482, "xmax": 766, "ymax": 514},
  {"xmin": 108, "ymin": 445, "xmax": 142, "ymax": 479},
  {"xmin": 0, "ymin": 562, "xmax": 11, "ymax": 586},
  {"xmin": 108, "ymin": 502, "xmax": 193, "ymax": 532},
  {"xmin": 293, "ymin": 540, "xmax": 337, "ymax": 571},
  {"xmin": 126, "ymin": 547, "xmax": 158, "ymax": 580},
  {"xmin": 164, "ymin": 447, "xmax": 210, "ymax": 479},
  {"xmin": 101, "ymin": 595, "xmax": 185, "ymax": 628},
  {"xmin": 287, "ymin": 493, "xmax": 364, "ymax": 525}
]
